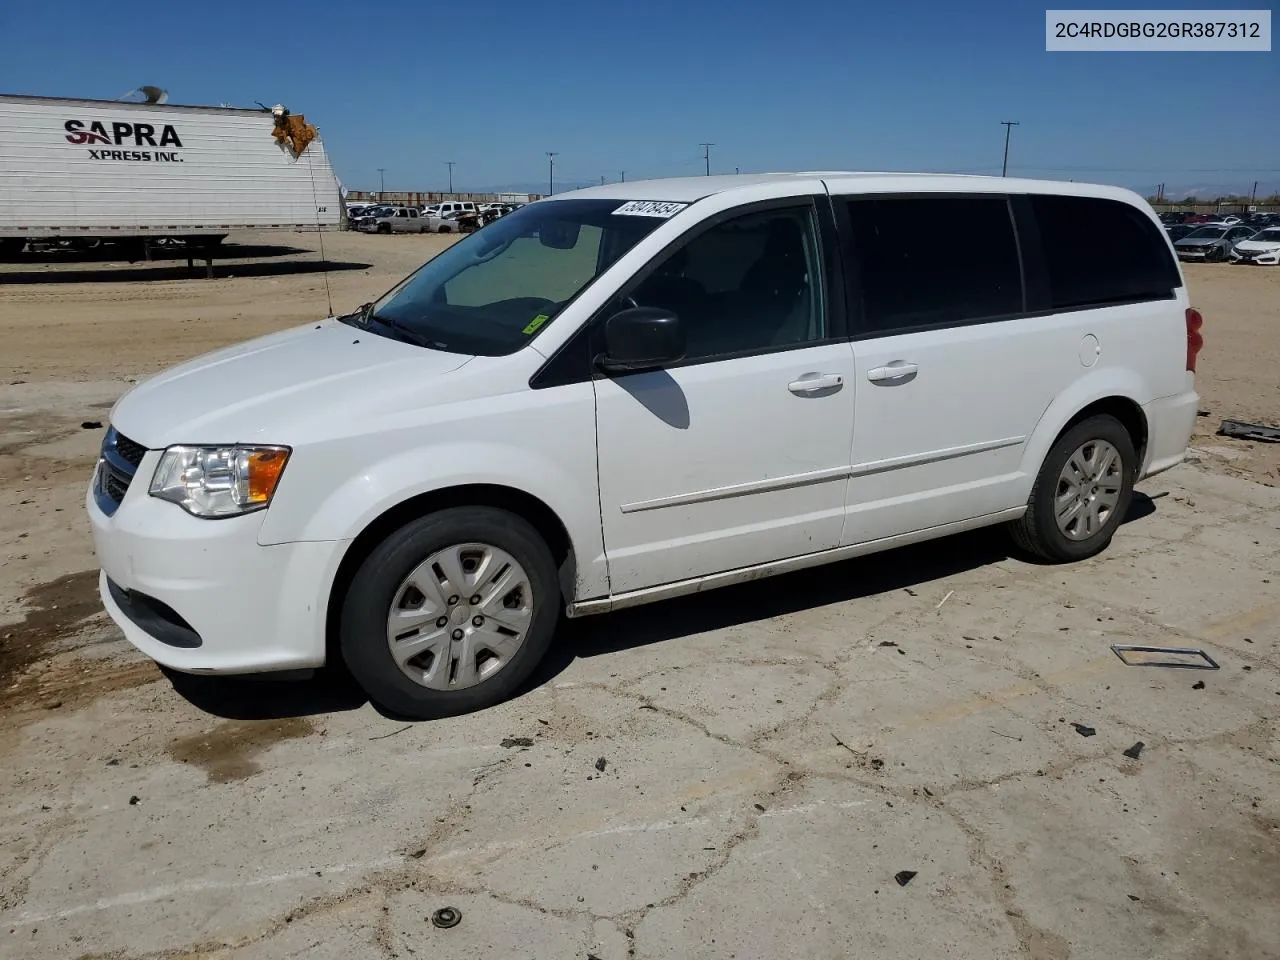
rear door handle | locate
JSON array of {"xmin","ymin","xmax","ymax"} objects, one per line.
[
  {"xmin": 787, "ymin": 373, "xmax": 843, "ymax": 395},
  {"xmin": 867, "ymin": 361, "xmax": 918, "ymax": 383}
]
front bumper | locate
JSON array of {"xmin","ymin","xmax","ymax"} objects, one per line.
[
  {"xmin": 1230, "ymin": 250, "xmax": 1280, "ymax": 265},
  {"xmin": 87, "ymin": 458, "xmax": 348, "ymax": 675}
]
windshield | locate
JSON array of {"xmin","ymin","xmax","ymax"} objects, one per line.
[
  {"xmin": 366, "ymin": 198, "xmax": 670, "ymax": 355},
  {"xmin": 1251, "ymin": 228, "xmax": 1280, "ymax": 241},
  {"xmin": 1183, "ymin": 227, "xmax": 1225, "ymax": 239}
]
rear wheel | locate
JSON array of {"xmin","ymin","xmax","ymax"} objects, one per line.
[
  {"xmin": 1009, "ymin": 414, "xmax": 1135, "ymax": 562},
  {"xmin": 377, "ymin": 223, "xmax": 391, "ymax": 234},
  {"xmin": 340, "ymin": 507, "xmax": 560, "ymax": 718}
]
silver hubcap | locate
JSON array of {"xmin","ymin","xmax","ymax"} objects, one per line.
[
  {"xmin": 1055, "ymin": 439, "xmax": 1123, "ymax": 541},
  {"xmin": 385, "ymin": 543, "xmax": 534, "ymax": 690}
]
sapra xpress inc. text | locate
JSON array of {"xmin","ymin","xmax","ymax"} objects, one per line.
[{"xmin": 64, "ymin": 119, "xmax": 185, "ymax": 163}]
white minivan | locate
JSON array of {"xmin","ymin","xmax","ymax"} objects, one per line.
[{"xmin": 88, "ymin": 173, "xmax": 1201, "ymax": 718}]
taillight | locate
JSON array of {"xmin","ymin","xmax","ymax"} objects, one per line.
[{"xmin": 1185, "ymin": 307, "xmax": 1204, "ymax": 372}]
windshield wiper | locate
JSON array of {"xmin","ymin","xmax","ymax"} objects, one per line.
[
  {"xmin": 367, "ymin": 311, "xmax": 441, "ymax": 349},
  {"xmin": 338, "ymin": 301, "xmax": 374, "ymax": 329}
]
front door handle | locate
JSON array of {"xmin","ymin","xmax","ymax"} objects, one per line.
[
  {"xmin": 787, "ymin": 373, "xmax": 843, "ymax": 395},
  {"xmin": 867, "ymin": 361, "xmax": 919, "ymax": 383}
]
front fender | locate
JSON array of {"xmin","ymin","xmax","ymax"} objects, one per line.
[
  {"xmin": 255, "ymin": 379, "xmax": 608, "ymax": 599},
  {"xmin": 1018, "ymin": 366, "xmax": 1152, "ymax": 488}
]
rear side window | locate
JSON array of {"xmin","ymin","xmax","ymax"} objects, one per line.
[
  {"xmin": 845, "ymin": 196, "xmax": 1022, "ymax": 334},
  {"xmin": 1028, "ymin": 195, "xmax": 1179, "ymax": 309}
]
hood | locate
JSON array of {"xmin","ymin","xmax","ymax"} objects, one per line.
[
  {"xmin": 1235, "ymin": 240, "xmax": 1280, "ymax": 251},
  {"xmin": 110, "ymin": 319, "xmax": 472, "ymax": 448},
  {"xmin": 1176, "ymin": 237, "xmax": 1223, "ymax": 247}
]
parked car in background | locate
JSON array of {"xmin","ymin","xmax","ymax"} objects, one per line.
[
  {"xmin": 1159, "ymin": 211, "xmax": 1189, "ymax": 225},
  {"xmin": 1165, "ymin": 223, "xmax": 1197, "ymax": 243},
  {"xmin": 425, "ymin": 212, "xmax": 460, "ymax": 233},
  {"xmin": 358, "ymin": 206, "xmax": 428, "ymax": 234},
  {"xmin": 1230, "ymin": 226, "xmax": 1280, "ymax": 265},
  {"xmin": 1174, "ymin": 224, "xmax": 1256, "ymax": 261}
]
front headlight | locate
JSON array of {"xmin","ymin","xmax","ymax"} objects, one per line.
[{"xmin": 149, "ymin": 445, "xmax": 290, "ymax": 518}]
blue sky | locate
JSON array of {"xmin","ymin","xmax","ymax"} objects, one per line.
[{"xmin": 2, "ymin": 0, "xmax": 1276, "ymax": 197}]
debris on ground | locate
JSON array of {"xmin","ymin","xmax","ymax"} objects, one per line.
[
  {"xmin": 128, "ymin": 795, "xmax": 140, "ymax": 805},
  {"xmin": 408, "ymin": 848, "xmax": 427, "ymax": 859},
  {"xmin": 1070, "ymin": 723, "xmax": 1097, "ymax": 738},
  {"xmin": 894, "ymin": 870, "xmax": 918, "ymax": 887},
  {"xmin": 594, "ymin": 757, "xmax": 607, "ymax": 772},
  {"xmin": 877, "ymin": 641, "xmax": 898, "ymax": 648},
  {"xmin": 754, "ymin": 803, "xmax": 766, "ymax": 812},
  {"xmin": 430, "ymin": 906, "xmax": 461, "ymax": 929},
  {"xmin": 1123, "ymin": 742, "xmax": 1145, "ymax": 760},
  {"xmin": 936, "ymin": 590, "xmax": 954, "ymax": 611},
  {"xmin": 1111, "ymin": 644, "xmax": 1220, "ymax": 669},
  {"xmin": 1193, "ymin": 680, "xmax": 1206, "ymax": 690},
  {"xmin": 80, "ymin": 420, "xmax": 102, "ymax": 429},
  {"xmin": 500, "ymin": 737, "xmax": 534, "ymax": 749},
  {"xmin": 1218, "ymin": 419, "xmax": 1280, "ymax": 443}
]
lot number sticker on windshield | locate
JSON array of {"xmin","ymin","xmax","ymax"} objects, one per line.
[
  {"xmin": 612, "ymin": 200, "xmax": 689, "ymax": 218},
  {"xmin": 523, "ymin": 314, "xmax": 550, "ymax": 335}
]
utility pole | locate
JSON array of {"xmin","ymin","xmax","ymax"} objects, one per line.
[
  {"xmin": 1000, "ymin": 122, "xmax": 1019, "ymax": 177},
  {"xmin": 546, "ymin": 152, "xmax": 557, "ymax": 195},
  {"xmin": 699, "ymin": 142, "xmax": 714, "ymax": 176},
  {"xmin": 620, "ymin": 171, "xmax": 625, "ymax": 182},
  {"xmin": 601, "ymin": 175, "xmax": 605, "ymax": 185},
  {"xmin": 444, "ymin": 161, "xmax": 455, "ymax": 194},
  {"xmin": 377, "ymin": 168, "xmax": 386, "ymax": 194},
  {"xmin": 1251, "ymin": 180, "xmax": 1258, "ymax": 204},
  {"xmin": 735, "ymin": 166, "xmax": 739, "ymax": 175}
]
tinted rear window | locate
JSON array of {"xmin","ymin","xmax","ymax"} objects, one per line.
[
  {"xmin": 1029, "ymin": 195, "xmax": 1180, "ymax": 309},
  {"xmin": 845, "ymin": 196, "xmax": 1023, "ymax": 333}
]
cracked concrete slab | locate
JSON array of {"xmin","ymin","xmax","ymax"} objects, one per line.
[{"xmin": 1, "ymin": 463, "xmax": 1278, "ymax": 959}]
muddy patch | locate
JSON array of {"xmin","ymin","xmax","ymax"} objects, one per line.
[
  {"xmin": 167, "ymin": 717, "xmax": 315, "ymax": 783},
  {"xmin": 0, "ymin": 570, "xmax": 104, "ymax": 706}
]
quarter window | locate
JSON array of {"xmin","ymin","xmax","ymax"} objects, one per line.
[
  {"xmin": 1029, "ymin": 195, "xmax": 1179, "ymax": 309},
  {"xmin": 625, "ymin": 205, "xmax": 825, "ymax": 361},
  {"xmin": 844, "ymin": 197, "xmax": 1022, "ymax": 334}
]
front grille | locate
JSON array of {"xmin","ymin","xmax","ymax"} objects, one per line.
[
  {"xmin": 94, "ymin": 427, "xmax": 148, "ymax": 517},
  {"xmin": 114, "ymin": 432, "xmax": 146, "ymax": 467}
]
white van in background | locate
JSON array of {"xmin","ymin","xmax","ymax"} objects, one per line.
[{"xmin": 88, "ymin": 173, "xmax": 1199, "ymax": 719}]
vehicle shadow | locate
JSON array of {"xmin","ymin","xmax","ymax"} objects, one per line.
[
  {"xmin": 0, "ymin": 256, "xmax": 370, "ymax": 285},
  {"xmin": 164, "ymin": 492, "xmax": 1159, "ymax": 721}
]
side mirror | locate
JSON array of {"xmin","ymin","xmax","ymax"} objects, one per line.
[{"xmin": 596, "ymin": 307, "xmax": 685, "ymax": 374}]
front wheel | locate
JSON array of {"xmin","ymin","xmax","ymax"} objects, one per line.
[
  {"xmin": 1009, "ymin": 414, "xmax": 1136, "ymax": 562},
  {"xmin": 340, "ymin": 507, "xmax": 560, "ymax": 719}
]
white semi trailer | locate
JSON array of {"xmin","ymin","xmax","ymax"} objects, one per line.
[{"xmin": 0, "ymin": 94, "xmax": 343, "ymax": 258}]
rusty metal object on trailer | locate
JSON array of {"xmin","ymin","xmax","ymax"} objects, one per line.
[{"xmin": 270, "ymin": 106, "xmax": 318, "ymax": 156}]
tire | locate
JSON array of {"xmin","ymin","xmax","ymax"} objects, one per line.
[
  {"xmin": 377, "ymin": 223, "xmax": 391, "ymax": 234},
  {"xmin": 438, "ymin": 225, "xmax": 452, "ymax": 233},
  {"xmin": 1008, "ymin": 414, "xmax": 1136, "ymax": 563},
  {"xmin": 339, "ymin": 507, "xmax": 561, "ymax": 719},
  {"xmin": 1208, "ymin": 246, "xmax": 1226, "ymax": 263}
]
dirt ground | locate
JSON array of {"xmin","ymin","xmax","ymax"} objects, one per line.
[{"xmin": 0, "ymin": 232, "xmax": 1277, "ymax": 960}]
